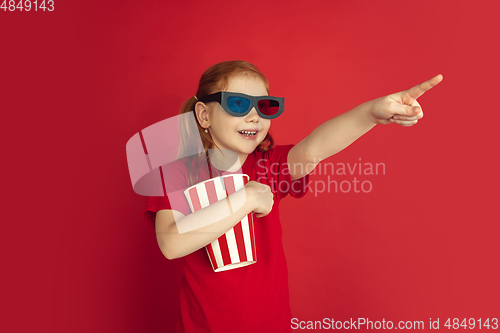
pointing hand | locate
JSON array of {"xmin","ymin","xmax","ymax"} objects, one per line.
[{"xmin": 370, "ymin": 74, "xmax": 443, "ymax": 127}]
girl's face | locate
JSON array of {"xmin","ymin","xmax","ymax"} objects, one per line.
[{"xmin": 201, "ymin": 75, "xmax": 271, "ymax": 164}]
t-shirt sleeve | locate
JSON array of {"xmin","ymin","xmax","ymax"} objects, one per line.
[
  {"xmin": 266, "ymin": 144, "xmax": 310, "ymax": 201},
  {"xmin": 143, "ymin": 195, "xmax": 171, "ymax": 230},
  {"xmin": 142, "ymin": 161, "xmax": 191, "ymax": 230}
]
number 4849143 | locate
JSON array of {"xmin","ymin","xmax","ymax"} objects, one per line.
[
  {"xmin": 444, "ymin": 318, "xmax": 499, "ymax": 330},
  {"xmin": 1, "ymin": 0, "xmax": 55, "ymax": 11}
]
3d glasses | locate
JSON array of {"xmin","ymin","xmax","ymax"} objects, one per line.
[{"xmin": 198, "ymin": 92, "xmax": 285, "ymax": 119}]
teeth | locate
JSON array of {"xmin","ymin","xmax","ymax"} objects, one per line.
[{"xmin": 239, "ymin": 130, "xmax": 257, "ymax": 136}]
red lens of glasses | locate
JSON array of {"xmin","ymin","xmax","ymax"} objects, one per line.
[{"xmin": 257, "ymin": 99, "xmax": 280, "ymax": 116}]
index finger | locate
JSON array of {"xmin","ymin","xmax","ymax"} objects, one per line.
[{"xmin": 406, "ymin": 74, "xmax": 444, "ymax": 100}]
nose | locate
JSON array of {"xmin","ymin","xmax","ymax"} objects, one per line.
[{"xmin": 245, "ymin": 107, "xmax": 260, "ymax": 122}]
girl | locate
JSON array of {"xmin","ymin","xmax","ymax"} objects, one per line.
[{"xmin": 143, "ymin": 61, "xmax": 442, "ymax": 332}]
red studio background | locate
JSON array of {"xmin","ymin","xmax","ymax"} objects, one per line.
[{"xmin": 1, "ymin": 0, "xmax": 499, "ymax": 332}]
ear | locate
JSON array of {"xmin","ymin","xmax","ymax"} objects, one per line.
[{"xmin": 195, "ymin": 102, "xmax": 210, "ymax": 129}]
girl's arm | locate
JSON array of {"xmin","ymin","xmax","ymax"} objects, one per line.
[
  {"xmin": 288, "ymin": 74, "xmax": 443, "ymax": 180},
  {"xmin": 155, "ymin": 181, "xmax": 272, "ymax": 259}
]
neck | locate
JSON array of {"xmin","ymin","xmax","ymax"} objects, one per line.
[
  {"xmin": 207, "ymin": 149, "xmax": 246, "ymax": 172},
  {"xmin": 237, "ymin": 153, "xmax": 248, "ymax": 167}
]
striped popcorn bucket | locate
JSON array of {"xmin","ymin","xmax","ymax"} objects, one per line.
[{"xmin": 183, "ymin": 174, "xmax": 257, "ymax": 272}]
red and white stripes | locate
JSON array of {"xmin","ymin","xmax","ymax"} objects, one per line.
[{"xmin": 184, "ymin": 174, "xmax": 257, "ymax": 272}]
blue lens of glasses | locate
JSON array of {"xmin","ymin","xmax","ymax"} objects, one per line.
[{"xmin": 227, "ymin": 96, "xmax": 251, "ymax": 113}]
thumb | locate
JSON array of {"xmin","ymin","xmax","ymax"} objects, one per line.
[
  {"xmin": 390, "ymin": 99, "xmax": 421, "ymax": 117},
  {"xmin": 405, "ymin": 105, "xmax": 421, "ymax": 116}
]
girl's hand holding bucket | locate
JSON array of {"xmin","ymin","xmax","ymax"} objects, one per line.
[{"xmin": 245, "ymin": 180, "xmax": 274, "ymax": 218}]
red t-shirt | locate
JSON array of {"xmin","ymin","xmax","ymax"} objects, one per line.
[{"xmin": 143, "ymin": 144, "xmax": 309, "ymax": 333}]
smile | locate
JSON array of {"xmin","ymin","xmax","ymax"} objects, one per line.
[{"xmin": 238, "ymin": 130, "xmax": 258, "ymax": 136}]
